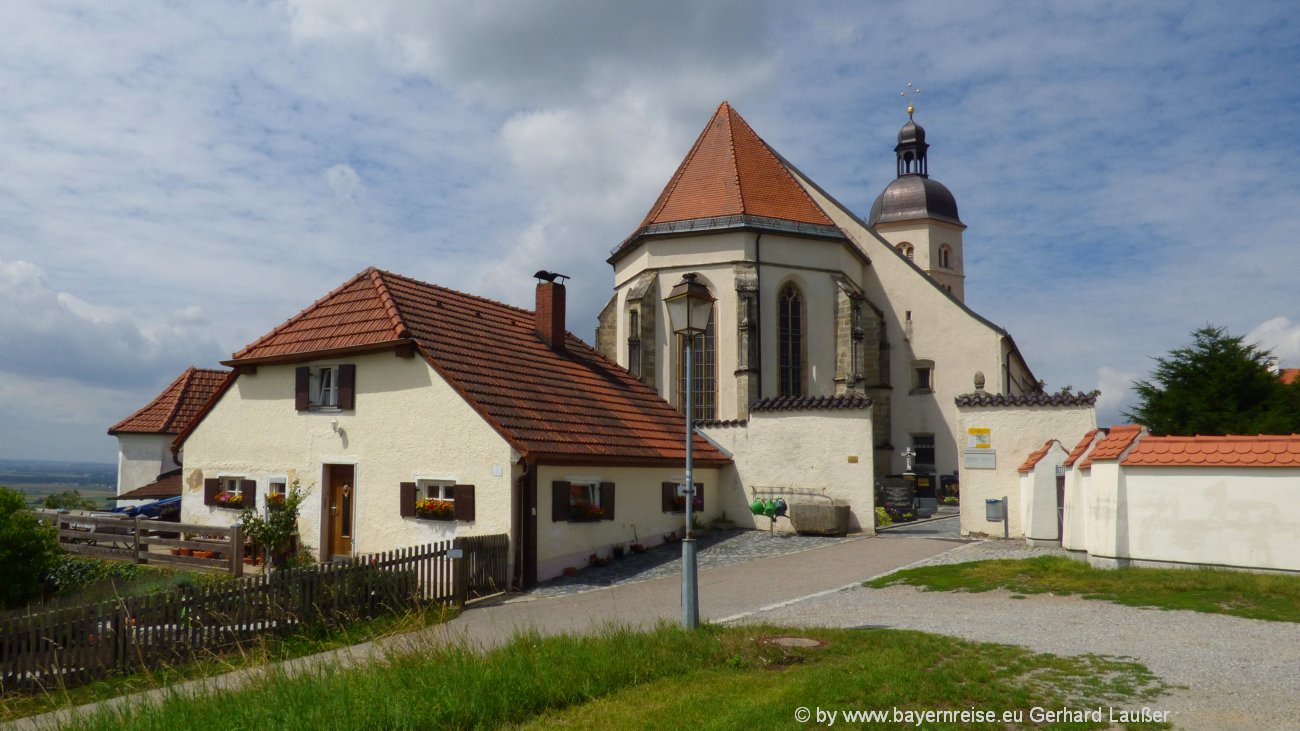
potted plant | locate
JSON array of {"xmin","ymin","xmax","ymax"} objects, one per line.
[
  {"xmin": 239, "ymin": 481, "xmax": 308, "ymax": 570},
  {"xmin": 570, "ymin": 503, "xmax": 604, "ymax": 522}
]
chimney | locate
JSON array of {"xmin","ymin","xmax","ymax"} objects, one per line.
[{"xmin": 535, "ymin": 281, "xmax": 566, "ymax": 353}]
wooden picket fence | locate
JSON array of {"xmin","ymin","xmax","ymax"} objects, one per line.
[
  {"xmin": 33, "ymin": 511, "xmax": 244, "ymax": 576},
  {"xmin": 0, "ymin": 535, "xmax": 508, "ymax": 694}
]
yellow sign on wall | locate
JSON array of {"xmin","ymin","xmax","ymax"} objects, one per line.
[{"xmin": 967, "ymin": 428, "xmax": 991, "ymax": 449}]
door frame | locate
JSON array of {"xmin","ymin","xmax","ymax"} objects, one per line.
[{"xmin": 321, "ymin": 461, "xmax": 359, "ymax": 560}]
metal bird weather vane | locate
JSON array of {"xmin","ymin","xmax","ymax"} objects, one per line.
[{"xmin": 900, "ymin": 82, "xmax": 921, "ymax": 119}]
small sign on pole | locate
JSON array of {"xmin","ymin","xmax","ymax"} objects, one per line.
[{"xmin": 447, "ymin": 548, "xmax": 464, "ymax": 559}]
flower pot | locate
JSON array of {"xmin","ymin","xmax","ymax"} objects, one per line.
[
  {"xmin": 178, "ymin": 548, "xmax": 194, "ymax": 557},
  {"xmin": 193, "ymin": 550, "xmax": 215, "ymax": 559},
  {"xmin": 170, "ymin": 548, "xmax": 183, "ymax": 556},
  {"xmin": 562, "ymin": 566, "xmax": 578, "ymax": 576},
  {"xmin": 630, "ymin": 543, "xmax": 647, "ymax": 554}
]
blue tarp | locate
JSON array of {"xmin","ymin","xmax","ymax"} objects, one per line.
[{"xmin": 109, "ymin": 495, "xmax": 181, "ymax": 519}]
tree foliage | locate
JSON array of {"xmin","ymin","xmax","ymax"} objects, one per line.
[
  {"xmin": 239, "ymin": 482, "xmax": 309, "ymax": 568},
  {"xmin": 0, "ymin": 485, "xmax": 62, "ymax": 609},
  {"xmin": 1125, "ymin": 326, "xmax": 1300, "ymax": 436},
  {"xmin": 42, "ymin": 489, "xmax": 101, "ymax": 511}
]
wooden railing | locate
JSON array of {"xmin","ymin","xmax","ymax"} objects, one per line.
[
  {"xmin": 34, "ymin": 511, "xmax": 243, "ymax": 576},
  {"xmin": 0, "ymin": 536, "xmax": 509, "ymax": 694}
]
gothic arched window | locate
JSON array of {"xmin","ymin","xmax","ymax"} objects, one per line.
[
  {"xmin": 897, "ymin": 242, "xmax": 914, "ymax": 260},
  {"xmin": 778, "ymin": 283, "xmax": 804, "ymax": 397},
  {"xmin": 676, "ymin": 306, "xmax": 716, "ymax": 421}
]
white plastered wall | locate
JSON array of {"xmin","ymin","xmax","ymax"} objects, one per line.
[
  {"xmin": 1082, "ymin": 466, "xmax": 1300, "ymax": 573},
  {"xmin": 533, "ymin": 464, "xmax": 722, "ymax": 581},
  {"xmin": 1019, "ymin": 442, "xmax": 1068, "ymax": 543},
  {"xmin": 701, "ymin": 408, "xmax": 874, "ymax": 533},
  {"xmin": 180, "ymin": 351, "xmax": 515, "ymax": 559},
  {"xmin": 115, "ymin": 433, "xmax": 180, "ymax": 494},
  {"xmin": 793, "ymin": 175, "xmax": 1033, "ymax": 478},
  {"xmin": 871, "ymin": 219, "xmax": 966, "ymax": 300},
  {"xmin": 955, "ymin": 403, "xmax": 1095, "ymax": 538}
]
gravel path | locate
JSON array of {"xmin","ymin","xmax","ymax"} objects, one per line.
[{"xmin": 733, "ymin": 550, "xmax": 1300, "ymax": 731}]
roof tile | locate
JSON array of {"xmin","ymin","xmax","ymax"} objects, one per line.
[
  {"xmin": 1018, "ymin": 440, "xmax": 1059, "ymax": 473},
  {"xmin": 749, "ymin": 394, "xmax": 871, "ymax": 412},
  {"xmin": 1122, "ymin": 434, "xmax": 1300, "ymax": 468},
  {"xmin": 956, "ymin": 391, "xmax": 1098, "ymax": 408},
  {"xmin": 1062, "ymin": 428, "xmax": 1100, "ymax": 467},
  {"xmin": 1078, "ymin": 425, "xmax": 1144, "ymax": 469},
  {"xmin": 220, "ymin": 269, "xmax": 728, "ymax": 465},
  {"xmin": 109, "ymin": 368, "xmax": 229, "ymax": 435}
]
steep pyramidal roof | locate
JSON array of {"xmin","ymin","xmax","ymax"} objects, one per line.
[
  {"xmin": 641, "ymin": 102, "xmax": 836, "ymax": 227},
  {"xmin": 109, "ymin": 367, "xmax": 230, "ymax": 435},
  {"xmin": 208, "ymin": 268, "xmax": 728, "ymax": 465},
  {"xmin": 611, "ymin": 102, "xmax": 842, "ymax": 262}
]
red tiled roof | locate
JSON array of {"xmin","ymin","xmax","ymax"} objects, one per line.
[
  {"xmin": 750, "ymin": 394, "xmax": 871, "ymax": 412},
  {"xmin": 640, "ymin": 102, "xmax": 836, "ymax": 228},
  {"xmin": 1063, "ymin": 428, "xmax": 1100, "ymax": 467},
  {"xmin": 215, "ymin": 268, "xmax": 728, "ymax": 466},
  {"xmin": 1078, "ymin": 425, "xmax": 1144, "ymax": 469},
  {"xmin": 114, "ymin": 470, "xmax": 182, "ymax": 500},
  {"xmin": 1018, "ymin": 440, "xmax": 1060, "ymax": 473},
  {"xmin": 109, "ymin": 367, "xmax": 230, "ymax": 435},
  {"xmin": 232, "ymin": 269, "xmax": 408, "ymax": 361},
  {"xmin": 955, "ymin": 392, "xmax": 1097, "ymax": 407},
  {"xmin": 1281, "ymin": 368, "xmax": 1300, "ymax": 385},
  {"xmin": 1121, "ymin": 434, "xmax": 1300, "ymax": 467}
]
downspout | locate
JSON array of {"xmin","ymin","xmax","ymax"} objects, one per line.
[{"xmin": 754, "ymin": 232, "xmax": 763, "ymax": 399}]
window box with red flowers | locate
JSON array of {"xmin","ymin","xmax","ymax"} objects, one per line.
[
  {"xmin": 414, "ymin": 498, "xmax": 455, "ymax": 521},
  {"xmin": 215, "ymin": 491, "xmax": 244, "ymax": 509}
]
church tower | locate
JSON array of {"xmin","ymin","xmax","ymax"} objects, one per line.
[{"xmin": 868, "ymin": 109, "xmax": 967, "ymax": 301}]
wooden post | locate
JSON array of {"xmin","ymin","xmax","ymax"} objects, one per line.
[
  {"xmin": 453, "ymin": 538, "xmax": 468, "ymax": 607},
  {"xmin": 231, "ymin": 525, "xmax": 244, "ymax": 578},
  {"xmin": 133, "ymin": 516, "xmax": 144, "ymax": 564}
]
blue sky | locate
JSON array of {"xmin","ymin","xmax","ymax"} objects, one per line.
[{"xmin": 2, "ymin": 1, "xmax": 1298, "ymax": 463}]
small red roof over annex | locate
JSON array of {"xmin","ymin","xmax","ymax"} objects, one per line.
[
  {"xmin": 109, "ymin": 367, "xmax": 230, "ymax": 435},
  {"xmin": 1018, "ymin": 440, "xmax": 1061, "ymax": 473},
  {"xmin": 1077, "ymin": 425, "xmax": 1145, "ymax": 469},
  {"xmin": 1062, "ymin": 428, "xmax": 1101, "ymax": 468},
  {"xmin": 1122, "ymin": 434, "xmax": 1300, "ymax": 467}
]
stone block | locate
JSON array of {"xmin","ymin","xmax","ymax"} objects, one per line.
[{"xmin": 789, "ymin": 503, "xmax": 851, "ymax": 536}]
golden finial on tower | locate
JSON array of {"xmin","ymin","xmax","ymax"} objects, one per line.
[{"xmin": 899, "ymin": 82, "xmax": 921, "ymax": 119}]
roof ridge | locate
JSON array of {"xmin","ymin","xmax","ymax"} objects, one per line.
[
  {"xmin": 158, "ymin": 366, "xmax": 197, "ymax": 432},
  {"xmin": 638, "ymin": 101, "xmax": 732, "ymax": 229},
  {"xmin": 374, "ymin": 268, "xmax": 539, "ymax": 320},
  {"xmin": 725, "ymin": 105, "xmax": 835, "ymax": 225},
  {"xmin": 232, "ymin": 267, "xmax": 378, "ymax": 360},
  {"xmin": 368, "ymin": 269, "xmax": 411, "ymax": 340},
  {"xmin": 722, "ymin": 103, "xmax": 744, "ymax": 214}
]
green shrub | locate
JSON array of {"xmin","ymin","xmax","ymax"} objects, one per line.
[
  {"xmin": 0, "ymin": 486, "xmax": 61, "ymax": 609},
  {"xmin": 874, "ymin": 506, "xmax": 893, "ymax": 527},
  {"xmin": 43, "ymin": 556, "xmax": 151, "ymax": 595}
]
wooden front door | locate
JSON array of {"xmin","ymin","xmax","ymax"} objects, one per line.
[
  {"xmin": 1056, "ymin": 474, "xmax": 1066, "ymax": 542},
  {"xmin": 326, "ymin": 464, "xmax": 355, "ymax": 559}
]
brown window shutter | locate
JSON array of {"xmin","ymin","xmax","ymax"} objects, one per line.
[
  {"xmin": 662, "ymin": 482, "xmax": 676, "ymax": 513},
  {"xmin": 454, "ymin": 485, "xmax": 476, "ymax": 522},
  {"xmin": 551, "ymin": 481, "xmax": 570, "ymax": 522},
  {"xmin": 599, "ymin": 482, "xmax": 615, "ymax": 520},
  {"xmin": 204, "ymin": 478, "xmax": 220, "ymax": 506},
  {"xmin": 399, "ymin": 482, "xmax": 416, "ymax": 517},
  {"xmin": 295, "ymin": 366, "xmax": 310, "ymax": 410},
  {"xmin": 241, "ymin": 479, "xmax": 257, "ymax": 508},
  {"xmin": 338, "ymin": 364, "xmax": 356, "ymax": 410},
  {"xmin": 692, "ymin": 482, "xmax": 704, "ymax": 512}
]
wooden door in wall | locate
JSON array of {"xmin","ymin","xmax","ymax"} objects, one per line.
[
  {"xmin": 1055, "ymin": 474, "xmax": 1066, "ymax": 542},
  {"xmin": 327, "ymin": 464, "xmax": 355, "ymax": 560}
]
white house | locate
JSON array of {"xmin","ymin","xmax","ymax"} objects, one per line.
[
  {"xmin": 107, "ymin": 366, "xmax": 228, "ymax": 504},
  {"xmin": 174, "ymin": 270, "xmax": 732, "ymax": 586}
]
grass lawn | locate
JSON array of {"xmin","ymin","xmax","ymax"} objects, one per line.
[
  {"xmin": 0, "ymin": 605, "xmax": 455, "ymax": 723},
  {"xmin": 867, "ymin": 556, "xmax": 1300, "ymax": 623},
  {"xmin": 60, "ymin": 624, "xmax": 1171, "ymax": 730}
]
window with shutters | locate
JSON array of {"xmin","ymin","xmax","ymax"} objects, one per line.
[
  {"xmin": 295, "ymin": 363, "xmax": 356, "ymax": 411},
  {"xmin": 400, "ymin": 480, "xmax": 475, "ymax": 522},
  {"xmin": 205, "ymin": 475, "xmax": 256, "ymax": 509},
  {"xmin": 550, "ymin": 480, "xmax": 615, "ymax": 523}
]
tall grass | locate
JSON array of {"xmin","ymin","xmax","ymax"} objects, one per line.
[
  {"xmin": 868, "ymin": 556, "xmax": 1300, "ymax": 622},
  {"xmin": 61, "ymin": 624, "xmax": 1170, "ymax": 731}
]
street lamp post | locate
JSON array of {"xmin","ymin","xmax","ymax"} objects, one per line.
[{"xmin": 664, "ymin": 272, "xmax": 715, "ymax": 630}]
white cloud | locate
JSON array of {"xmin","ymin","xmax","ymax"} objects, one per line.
[
  {"xmin": 1247, "ymin": 317, "xmax": 1300, "ymax": 366},
  {"xmin": 1094, "ymin": 366, "xmax": 1140, "ymax": 428}
]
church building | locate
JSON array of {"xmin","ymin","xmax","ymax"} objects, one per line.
[{"xmin": 597, "ymin": 102, "xmax": 1039, "ymax": 480}]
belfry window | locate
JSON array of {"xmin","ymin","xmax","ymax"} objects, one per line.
[
  {"xmin": 675, "ymin": 307, "xmax": 716, "ymax": 421},
  {"xmin": 778, "ymin": 284, "xmax": 804, "ymax": 397},
  {"xmin": 939, "ymin": 244, "xmax": 952, "ymax": 269},
  {"xmin": 897, "ymin": 242, "xmax": 914, "ymax": 260}
]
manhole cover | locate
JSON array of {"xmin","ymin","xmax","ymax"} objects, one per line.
[{"xmin": 766, "ymin": 636, "xmax": 823, "ymax": 648}]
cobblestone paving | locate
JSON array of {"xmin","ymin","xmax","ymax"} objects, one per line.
[{"xmin": 525, "ymin": 529, "xmax": 862, "ymax": 599}]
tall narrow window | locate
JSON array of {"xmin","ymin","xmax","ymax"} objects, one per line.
[
  {"xmin": 939, "ymin": 244, "xmax": 952, "ymax": 269},
  {"xmin": 778, "ymin": 284, "xmax": 804, "ymax": 397},
  {"xmin": 675, "ymin": 308, "xmax": 716, "ymax": 422},
  {"xmin": 627, "ymin": 309, "xmax": 642, "ymax": 378}
]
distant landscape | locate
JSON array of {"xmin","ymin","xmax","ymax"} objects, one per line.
[{"xmin": 0, "ymin": 458, "xmax": 117, "ymax": 509}]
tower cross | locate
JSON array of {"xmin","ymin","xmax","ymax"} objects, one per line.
[{"xmin": 899, "ymin": 82, "xmax": 921, "ymax": 119}]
